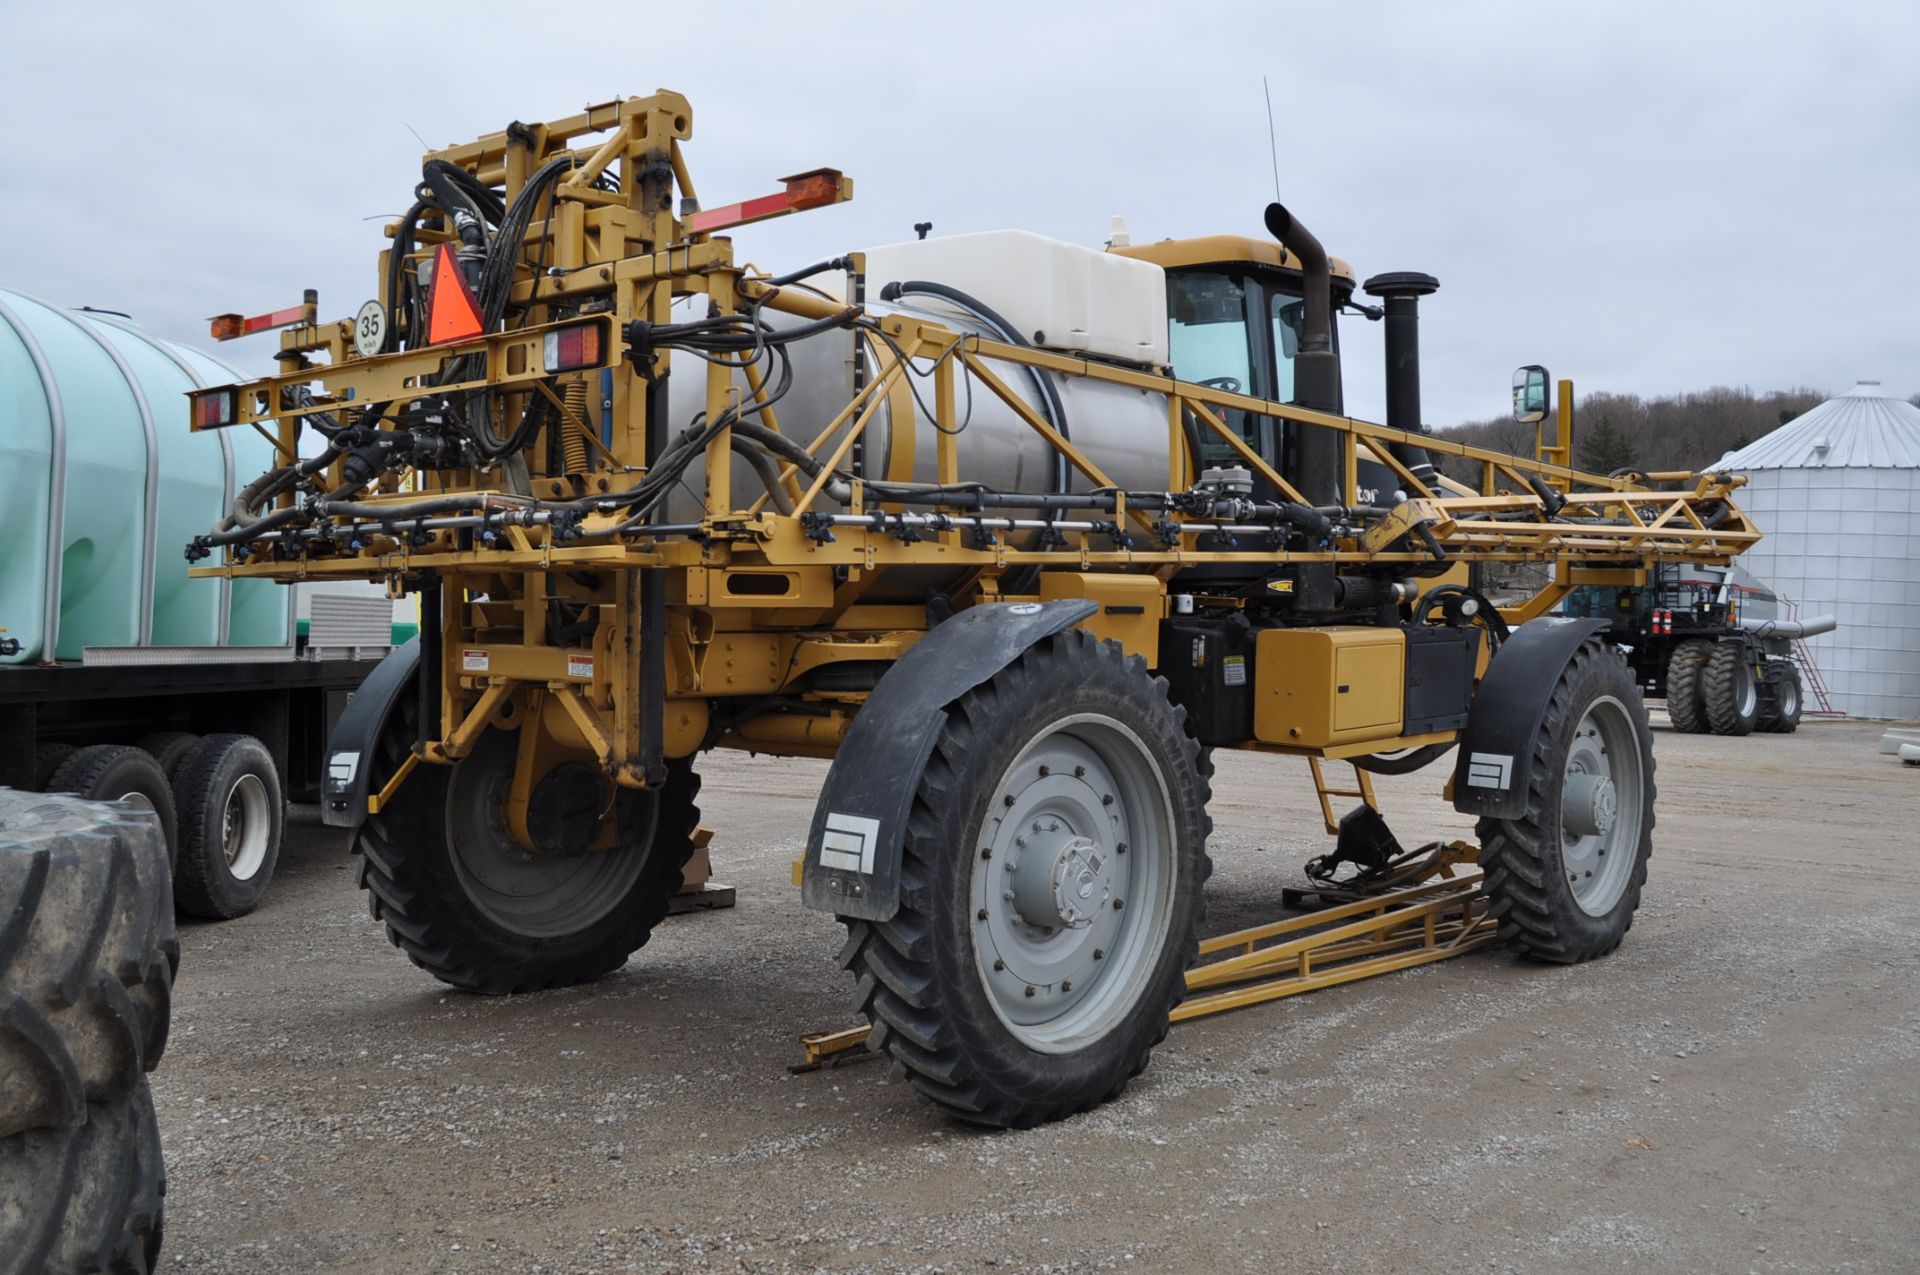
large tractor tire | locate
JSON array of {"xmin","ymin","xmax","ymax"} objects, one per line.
[
  {"xmin": 356, "ymin": 693, "xmax": 702, "ymax": 995},
  {"xmin": 1703, "ymin": 642, "xmax": 1759, "ymax": 736},
  {"xmin": 1663, "ymin": 640, "xmax": 1712, "ymax": 734},
  {"xmin": 171, "ymin": 734, "xmax": 284, "ymax": 921},
  {"xmin": 44, "ymin": 746, "xmax": 179, "ymax": 872},
  {"xmin": 0, "ymin": 789, "xmax": 176, "ymax": 1273},
  {"xmin": 839, "ymin": 631, "xmax": 1212, "ymax": 1127},
  {"xmin": 1477, "ymin": 641, "xmax": 1656, "ymax": 964},
  {"xmin": 1760, "ymin": 661, "xmax": 1803, "ymax": 734}
]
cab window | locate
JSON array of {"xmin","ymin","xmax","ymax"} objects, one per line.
[{"xmin": 1167, "ymin": 271, "xmax": 1252, "ymax": 396}]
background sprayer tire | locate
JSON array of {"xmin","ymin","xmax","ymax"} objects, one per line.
[
  {"xmin": 1703, "ymin": 642, "xmax": 1758, "ymax": 736},
  {"xmin": 838, "ymin": 631, "xmax": 1212, "ymax": 1128},
  {"xmin": 1477, "ymin": 640, "xmax": 1656, "ymax": 964},
  {"xmin": 0, "ymin": 789, "xmax": 177, "ymax": 1273},
  {"xmin": 1760, "ymin": 662, "xmax": 1803, "ymax": 734},
  {"xmin": 1664, "ymin": 640, "xmax": 1711, "ymax": 734},
  {"xmin": 354, "ymin": 687, "xmax": 702, "ymax": 995}
]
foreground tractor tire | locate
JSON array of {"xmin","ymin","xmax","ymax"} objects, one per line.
[
  {"xmin": 356, "ymin": 694, "xmax": 701, "ymax": 995},
  {"xmin": 1, "ymin": 789, "xmax": 177, "ymax": 1273},
  {"xmin": 840, "ymin": 631, "xmax": 1211, "ymax": 1127},
  {"xmin": 1703, "ymin": 642, "xmax": 1759, "ymax": 736},
  {"xmin": 1760, "ymin": 661, "xmax": 1803, "ymax": 733},
  {"xmin": 1663, "ymin": 640, "xmax": 1711, "ymax": 734},
  {"xmin": 1477, "ymin": 641, "xmax": 1656, "ymax": 964},
  {"xmin": 171, "ymin": 734, "xmax": 284, "ymax": 921}
]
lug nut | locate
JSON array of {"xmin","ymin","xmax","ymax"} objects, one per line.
[
  {"xmin": 1102, "ymin": 794, "xmax": 1115, "ymax": 806},
  {"xmin": 1039, "ymin": 765, "xmax": 1051, "ymax": 777},
  {"xmin": 1024, "ymin": 986, "xmax": 1036, "ymax": 998},
  {"xmin": 1113, "ymin": 899, "xmax": 1124, "ymax": 910},
  {"xmin": 1093, "ymin": 948, "xmax": 1105, "ymax": 960},
  {"xmin": 980, "ymin": 848, "xmax": 992, "ymax": 860},
  {"xmin": 1061, "ymin": 980, "xmax": 1072, "ymax": 992},
  {"xmin": 1074, "ymin": 765, "xmax": 1087, "ymax": 778},
  {"xmin": 993, "ymin": 958, "xmax": 1005, "ymax": 972},
  {"xmin": 977, "ymin": 908, "xmax": 989, "ymax": 921},
  {"xmin": 1003, "ymin": 890, "xmax": 1017, "ymax": 902},
  {"xmin": 1004, "ymin": 794, "xmax": 1016, "ymax": 808},
  {"xmin": 1116, "ymin": 842, "xmax": 1128, "ymax": 854}
]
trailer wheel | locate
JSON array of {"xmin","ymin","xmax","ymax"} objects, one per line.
[
  {"xmin": 1663, "ymin": 640, "xmax": 1711, "ymax": 734},
  {"xmin": 45, "ymin": 746, "xmax": 178, "ymax": 872},
  {"xmin": 1703, "ymin": 642, "xmax": 1758, "ymax": 736},
  {"xmin": 134, "ymin": 732, "xmax": 201, "ymax": 782},
  {"xmin": 30, "ymin": 743, "xmax": 76, "ymax": 792},
  {"xmin": 356, "ymin": 697, "xmax": 701, "ymax": 995},
  {"xmin": 170, "ymin": 735, "xmax": 283, "ymax": 921},
  {"xmin": 1477, "ymin": 641, "xmax": 1656, "ymax": 963},
  {"xmin": 1759, "ymin": 662, "xmax": 1803, "ymax": 733},
  {"xmin": 0, "ymin": 1084, "xmax": 166, "ymax": 1275},
  {"xmin": 840, "ymin": 631, "xmax": 1211, "ymax": 1127},
  {"xmin": 0, "ymin": 788, "xmax": 176, "ymax": 1135}
]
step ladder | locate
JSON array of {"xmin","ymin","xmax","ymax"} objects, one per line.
[{"xmin": 1781, "ymin": 593, "xmax": 1843, "ymax": 716}]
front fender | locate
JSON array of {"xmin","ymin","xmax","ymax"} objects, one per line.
[
  {"xmin": 320, "ymin": 637, "xmax": 420, "ymax": 829},
  {"xmin": 800, "ymin": 600, "xmax": 1098, "ymax": 922},
  {"xmin": 1450, "ymin": 617, "xmax": 1608, "ymax": 819}
]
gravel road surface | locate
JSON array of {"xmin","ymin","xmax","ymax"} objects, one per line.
[{"xmin": 154, "ymin": 716, "xmax": 1920, "ymax": 1273}]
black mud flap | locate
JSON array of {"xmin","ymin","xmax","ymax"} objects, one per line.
[
  {"xmin": 319, "ymin": 637, "xmax": 420, "ymax": 829},
  {"xmin": 1450, "ymin": 616, "xmax": 1606, "ymax": 820},
  {"xmin": 801, "ymin": 599, "xmax": 1098, "ymax": 922}
]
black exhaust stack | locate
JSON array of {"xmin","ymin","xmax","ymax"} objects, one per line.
[
  {"xmin": 1264, "ymin": 203, "xmax": 1341, "ymax": 505},
  {"xmin": 1361, "ymin": 271, "xmax": 1440, "ymax": 485}
]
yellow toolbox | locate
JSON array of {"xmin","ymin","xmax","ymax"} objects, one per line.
[{"xmin": 1254, "ymin": 627, "xmax": 1406, "ymax": 747}]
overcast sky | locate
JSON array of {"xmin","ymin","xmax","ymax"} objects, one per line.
[{"xmin": 4, "ymin": 2, "xmax": 1915, "ymax": 428}]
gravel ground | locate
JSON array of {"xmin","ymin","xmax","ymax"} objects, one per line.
[{"xmin": 153, "ymin": 716, "xmax": 1920, "ymax": 1274}]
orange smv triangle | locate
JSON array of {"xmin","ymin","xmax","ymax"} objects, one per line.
[{"xmin": 425, "ymin": 242, "xmax": 485, "ymax": 345}]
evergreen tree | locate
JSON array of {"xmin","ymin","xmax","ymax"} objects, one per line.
[{"xmin": 1577, "ymin": 414, "xmax": 1636, "ymax": 474}]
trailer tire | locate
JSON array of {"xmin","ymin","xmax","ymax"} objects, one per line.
[
  {"xmin": 840, "ymin": 631, "xmax": 1211, "ymax": 1127},
  {"xmin": 170, "ymin": 735, "xmax": 283, "ymax": 921},
  {"xmin": 1663, "ymin": 640, "xmax": 1711, "ymax": 734},
  {"xmin": 31, "ymin": 743, "xmax": 76, "ymax": 793},
  {"xmin": 1703, "ymin": 642, "xmax": 1758, "ymax": 736},
  {"xmin": 0, "ymin": 1084, "xmax": 166, "ymax": 1275},
  {"xmin": 0, "ymin": 789, "xmax": 176, "ymax": 1139},
  {"xmin": 44, "ymin": 746, "xmax": 178, "ymax": 873},
  {"xmin": 1477, "ymin": 641, "xmax": 1655, "ymax": 964},
  {"xmin": 133, "ymin": 733, "xmax": 201, "ymax": 782},
  {"xmin": 355, "ymin": 694, "xmax": 701, "ymax": 995},
  {"xmin": 1760, "ymin": 662, "xmax": 1803, "ymax": 733}
]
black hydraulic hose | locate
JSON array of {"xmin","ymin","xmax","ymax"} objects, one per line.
[
  {"xmin": 1353, "ymin": 742, "xmax": 1456, "ymax": 776},
  {"xmin": 732, "ymin": 436, "xmax": 793, "ymax": 515},
  {"xmin": 880, "ymin": 280, "xmax": 1072, "ymax": 497}
]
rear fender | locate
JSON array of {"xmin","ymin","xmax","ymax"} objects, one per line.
[{"xmin": 1451, "ymin": 617, "xmax": 1607, "ymax": 819}]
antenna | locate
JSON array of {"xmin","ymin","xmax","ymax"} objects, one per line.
[
  {"xmin": 404, "ymin": 121, "xmax": 431, "ymax": 151},
  {"xmin": 1261, "ymin": 76, "xmax": 1282, "ymax": 202}
]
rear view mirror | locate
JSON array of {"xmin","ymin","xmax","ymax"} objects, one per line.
[{"xmin": 1512, "ymin": 365, "xmax": 1551, "ymax": 424}]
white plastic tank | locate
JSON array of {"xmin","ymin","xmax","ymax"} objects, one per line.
[{"xmin": 0, "ymin": 288, "xmax": 290, "ymax": 664}]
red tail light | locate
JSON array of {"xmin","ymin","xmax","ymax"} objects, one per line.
[
  {"xmin": 191, "ymin": 389, "xmax": 236, "ymax": 429},
  {"xmin": 543, "ymin": 320, "xmax": 604, "ymax": 372}
]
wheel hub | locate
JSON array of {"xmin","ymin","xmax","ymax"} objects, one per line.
[
  {"xmin": 1562, "ymin": 772, "xmax": 1617, "ymax": 837},
  {"xmin": 1009, "ymin": 823, "xmax": 1112, "ymax": 930}
]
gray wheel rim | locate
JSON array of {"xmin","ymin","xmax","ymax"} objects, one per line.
[
  {"xmin": 969, "ymin": 714, "xmax": 1177, "ymax": 1054},
  {"xmin": 445, "ymin": 735, "xmax": 656, "ymax": 938},
  {"xmin": 223, "ymin": 772, "xmax": 273, "ymax": 881},
  {"xmin": 1560, "ymin": 694, "xmax": 1644, "ymax": 917},
  {"xmin": 1781, "ymin": 676, "xmax": 1799, "ymax": 718},
  {"xmin": 1736, "ymin": 663, "xmax": 1757, "ymax": 719}
]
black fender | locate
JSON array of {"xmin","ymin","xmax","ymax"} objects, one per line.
[
  {"xmin": 320, "ymin": 637, "xmax": 420, "ymax": 829},
  {"xmin": 1450, "ymin": 616, "xmax": 1607, "ymax": 819},
  {"xmin": 801, "ymin": 599, "xmax": 1098, "ymax": 921}
]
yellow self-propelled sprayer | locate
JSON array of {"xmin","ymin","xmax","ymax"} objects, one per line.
[{"xmin": 186, "ymin": 92, "xmax": 1756, "ymax": 1126}]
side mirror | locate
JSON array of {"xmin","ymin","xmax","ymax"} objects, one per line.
[{"xmin": 1512, "ymin": 364, "xmax": 1551, "ymax": 424}]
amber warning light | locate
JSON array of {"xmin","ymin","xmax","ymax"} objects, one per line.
[{"xmin": 209, "ymin": 290, "xmax": 318, "ymax": 342}]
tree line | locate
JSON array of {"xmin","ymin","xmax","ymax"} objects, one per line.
[{"xmin": 1430, "ymin": 385, "xmax": 1912, "ymax": 476}]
